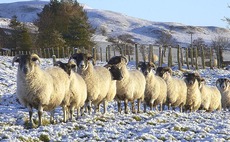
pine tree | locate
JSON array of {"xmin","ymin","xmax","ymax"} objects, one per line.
[{"xmin": 35, "ymin": 0, "xmax": 95, "ymax": 51}]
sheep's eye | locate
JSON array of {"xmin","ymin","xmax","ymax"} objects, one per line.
[{"xmin": 31, "ymin": 57, "xmax": 37, "ymax": 62}]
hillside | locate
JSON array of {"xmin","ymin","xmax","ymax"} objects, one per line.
[{"xmin": 0, "ymin": 1, "xmax": 230, "ymax": 45}]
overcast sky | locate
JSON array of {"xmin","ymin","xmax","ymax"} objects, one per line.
[{"xmin": 1, "ymin": 0, "xmax": 230, "ymax": 28}]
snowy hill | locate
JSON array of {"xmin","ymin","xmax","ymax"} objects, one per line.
[{"xmin": 0, "ymin": 1, "xmax": 230, "ymax": 45}]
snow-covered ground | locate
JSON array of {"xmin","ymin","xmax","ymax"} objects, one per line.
[{"xmin": 0, "ymin": 55, "xmax": 230, "ymax": 141}]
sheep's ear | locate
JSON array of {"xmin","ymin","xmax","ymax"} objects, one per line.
[
  {"xmin": 138, "ymin": 61, "xmax": 144, "ymax": 68},
  {"xmin": 164, "ymin": 67, "xmax": 172, "ymax": 75},
  {"xmin": 69, "ymin": 61, "xmax": 76, "ymax": 69},
  {"xmin": 31, "ymin": 54, "xmax": 41, "ymax": 64},
  {"xmin": 216, "ymin": 78, "xmax": 221, "ymax": 87},
  {"xmin": 149, "ymin": 62, "xmax": 156, "ymax": 70},
  {"xmin": 12, "ymin": 55, "xmax": 20, "ymax": 66},
  {"xmin": 104, "ymin": 64, "xmax": 112, "ymax": 69}
]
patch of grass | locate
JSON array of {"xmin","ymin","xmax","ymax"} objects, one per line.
[
  {"xmin": 17, "ymin": 136, "xmax": 39, "ymax": 142},
  {"xmin": 146, "ymin": 112, "xmax": 156, "ymax": 117},
  {"xmin": 39, "ymin": 134, "xmax": 50, "ymax": 142},
  {"xmin": 185, "ymin": 136, "xmax": 193, "ymax": 141},
  {"xmin": 156, "ymin": 119, "xmax": 167, "ymax": 123},
  {"xmin": 24, "ymin": 118, "xmax": 51, "ymax": 129},
  {"xmin": 132, "ymin": 115, "xmax": 142, "ymax": 121},
  {"xmin": 147, "ymin": 122, "xmax": 156, "ymax": 126},
  {"xmin": 94, "ymin": 117, "xmax": 107, "ymax": 122},
  {"xmin": 74, "ymin": 125, "xmax": 85, "ymax": 131},
  {"xmin": 158, "ymin": 136, "xmax": 166, "ymax": 141},
  {"xmin": 174, "ymin": 126, "xmax": 190, "ymax": 132}
]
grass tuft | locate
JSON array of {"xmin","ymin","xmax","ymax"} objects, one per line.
[
  {"xmin": 39, "ymin": 134, "xmax": 50, "ymax": 142},
  {"xmin": 132, "ymin": 115, "xmax": 142, "ymax": 121}
]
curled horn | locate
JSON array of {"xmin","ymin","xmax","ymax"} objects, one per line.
[
  {"xmin": 31, "ymin": 53, "xmax": 41, "ymax": 64},
  {"xmin": 12, "ymin": 55, "xmax": 21, "ymax": 66},
  {"xmin": 149, "ymin": 62, "xmax": 156, "ymax": 69},
  {"xmin": 104, "ymin": 64, "xmax": 112, "ymax": 68},
  {"xmin": 165, "ymin": 67, "xmax": 172, "ymax": 75},
  {"xmin": 120, "ymin": 55, "xmax": 128, "ymax": 64}
]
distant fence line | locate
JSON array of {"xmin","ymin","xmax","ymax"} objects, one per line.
[{"xmin": 0, "ymin": 44, "xmax": 229, "ymax": 70}]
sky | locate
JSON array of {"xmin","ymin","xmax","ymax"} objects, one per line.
[{"xmin": 1, "ymin": 0, "xmax": 230, "ymax": 28}]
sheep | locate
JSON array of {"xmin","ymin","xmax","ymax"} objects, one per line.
[
  {"xmin": 54, "ymin": 60, "xmax": 87, "ymax": 120},
  {"xmin": 155, "ymin": 67, "xmax": 187, "ymax": 112},
  {"xmin": 183, "ymin": 72, "xmax": 202, "ymax": 112},
  {"xmin": 69, "ymin": 53, "xmax": 121, "ymax": 114},
  {"xmin": 216, "ymin": 78, "xmax": 230, "ymax": 110},
  {"xmin": 106, "ymin": 56, "xmax": 146, "ymax": 114},
  {"xmin": 138, "ymin": 61, "xmax": 167, "ymax": 112},
  {"xmin": 12, "ymin": 54, "xmax": 70, "ymax": 127},
  {"xmin": 198, "ymin": 78, "xmax": 222, "ymax": 112}
]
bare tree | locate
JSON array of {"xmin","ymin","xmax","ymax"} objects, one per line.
[
  {"xmin": 155, "ymin": 31, "xmax": 177, "ymax": 57},
  {"xmin": 211, "ymin": 36, "xmax": 230, "ymax": 67}
]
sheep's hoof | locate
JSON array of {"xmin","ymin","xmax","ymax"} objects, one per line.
[{"xmin": 125, "ymin": 111, "xmax": 129, "ymax": 114}]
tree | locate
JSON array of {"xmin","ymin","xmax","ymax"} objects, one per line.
[
  {"xmin": 155, "ymin": 31, "xmax": 177, "ymax": 57},
  {"xmin": 211, "ymin": 36, "xmax": 229, "ymax": 67},
  {"xmin": 35, "ymin": 0, "xmax": 94, "ymax": 51}
]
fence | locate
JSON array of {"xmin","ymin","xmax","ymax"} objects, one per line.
[{"xmin": 1, "ymin": 43, "xmax": 229, "ymax": 70}]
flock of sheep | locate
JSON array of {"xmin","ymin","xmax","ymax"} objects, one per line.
[{"xmin": 12, "ymin": 53, "xmax": 230, "ymax": 128}]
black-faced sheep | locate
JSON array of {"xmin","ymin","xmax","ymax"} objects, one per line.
[
  {"xmin": 106, "ymin": 56, "xmax": 146, "ymax": 113},
  {"xmin": 155, "ymin": 67, "xmax": 187, "ymax": 112},
  {"xmin": 216, "ymin": 78, "xmax": 230, "ymax": 110},
  {"xmin": 199, "ymin": 78, "xmax": 222, "ymax": 112},
  {"xmin": 139, "ymin": 61, "xmax": 167, "ymax": 112},
  {"xmin": 12, "ymin": 54, "xmax": 70, "ymax": 127},
  {"xmin": 54, "ymin": 60, "xmax": 87, "ymax": 120},
  {"xmin": 184, "ymin": 72, "xmax": 202, "ymax": 112},
  {"xmin": 69, "ymin": 53, "xmax": 121, "ymax": 114}
]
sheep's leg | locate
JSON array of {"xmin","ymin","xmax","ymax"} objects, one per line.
[
  {"xmin": 144, "ymin": 102, "xmax": 147, "ymax": 113},
  {"xmin": 137, "ymin": 99, "xmax": 141, "ymax": 113},
  {"xmin": 160, "ymin": 103, "xmax": 163, "ymax": 111},
  {"xmin": 131, "ymin": 101, "xmax": 136, "ymax": 113},
  {"xmin": 118, "ymin": 101, "xmax": 122, "ymax": 113},
  {"xmin": 88, "ymin": 100, "xmax": 92, "ymax": 115},
  {"xmin": 124, "ymin": 99, "xmax": 129, "ymax": 114},
  {"xmin": 50, "ymin": 110, "xmax": 55, "ymax": 124},
  {"xmin": 38, "ymin": 105, "xmax": 43, "ymax": 127},
  {"xmin": 150, "ymin": 100, "xmax": 154, "ymax": 111},
  {"xmin": 28, "ymin": 105, "xmax": 34, "ymax": 128},
  {"xmin": 103, "ymin": 100, "xmax": 108, "ymax": 114},
  {"xmin": 70, "ymin": 106, "xmax": 75, "ymax": 121},
  {"xmin": 62, "ymin": 105, "xmax": 67, "ymax": 123}
]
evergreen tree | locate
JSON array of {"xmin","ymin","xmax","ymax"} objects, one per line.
[
  {"xmin": 18, "ymin": 25, "xmax": 33, "ymax": 51},
  {"xmin": 35, "ymin": 0, "xmax": 94, "ymax": 51}
]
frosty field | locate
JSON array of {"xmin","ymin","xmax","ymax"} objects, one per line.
[{"xmin": 0, "ymin": 55, "xmax": 230, "ymax": 142}]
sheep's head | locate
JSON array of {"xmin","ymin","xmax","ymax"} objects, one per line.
[
  {"xmin": 138, "ymin": 61, "xmax": 156, "ymax": 76},
  {"xmin": 184, "ymin": 72, "xmax": 201, "ymax": 86},
  {"xmin": 54, "ymin": 60, "xmax": 76, "ymax": 76},
  {"xmin": 12, "ymin": 54, "xmax": 40, "ymax": 74},
  {"xmin": 104, "ymin": 64, "xmax": 123, "ymax": 80},
  {"xmin": 216, "ymin": 78, "xmax": 230, "ymax": 91},
  {"xmin": 69, "ymin": 53, "xmax": 93, "ymax": 71},
  {"xmin": 155, "ymin": 67, "xmax": 172, "ymax": 79},
  {"xmin": 107, "ymin": 56, "xmax": 128, "ymax": 67}
]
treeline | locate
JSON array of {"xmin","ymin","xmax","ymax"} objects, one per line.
[{"xmin": 2, "ymin": 0, "xmax": 94, "ymax": 55}]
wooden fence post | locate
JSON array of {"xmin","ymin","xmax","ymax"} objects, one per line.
[
  {"xmin": 100, "ymin": 47, "xmax": 102, "ymax": 62},
  {"xmin": 186, "ymin": 48, "xmax": 190, "ymax": 69},
  {"xmin": 190, "ymin": 47, "xmax": 194, "ymax": 67},
  {"xmin": 108, "ymin": 45, "xmax": 111, "ymax": 60},
  {"xmin": 177, "ymin": 45, "xmax": 181, "ymax": 70},
  {"xmin": 195, "ymin": 46, "xmax": 198, "ymax": 70},
  {"xmin": 210, "ymin": 47, "xmax": 213, "ymax": 69},
  {"xmin": 159, "ymin": 46, "xmax": 162, "ymax": 67},
  {"xmin": 168, "ymin": 46, "xmax": 172, "ymax": 67},
  {"xmin": 180, "ymin": 47, "xmax": 184, "ymax": 66},
  {"xmin": 201, "ymin": 45, "xmax": 205, "ymax": 69},
  {"xmin": 135, "ymin": 43, "xmax": 139, "ymax": 69}
]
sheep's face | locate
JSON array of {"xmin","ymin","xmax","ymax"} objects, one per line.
[
  {"xmin": 106, "ymin": 65, "xmax": 123, "ymax": 80},
  {"xmin": 184, "ymin": 73, "xmax": 197, "ymax": 86},
  {"xmin": 155, "ymin": 67, "xmax": 172, "ymax": 79},
  {"xmin": 12, "ymin": 54, "xmax": 40, "ymax": 75},
  {"xmin": 139, "ymin": 62, "xmax": 155, "ymax": 76},
  {"xmin": 216, "ymin": 78, "xmax": 230, "ymax": 91},
  {"xmin": 54, "ymin": 61, "xmax": 76, "ymax": 76},
  {"xmin": 70, "ymin": 53, "xmax": 92, "ymax": 71}
]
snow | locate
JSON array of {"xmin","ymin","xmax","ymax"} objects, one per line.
[{"xmin": 0, "ymin": 55, "xmax": 230, "ymax": 141}]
